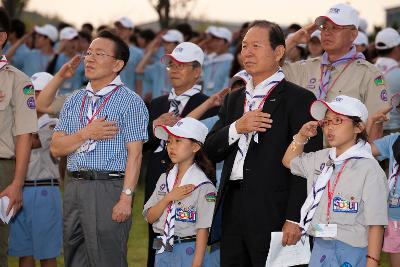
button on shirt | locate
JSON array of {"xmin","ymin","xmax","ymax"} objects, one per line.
[{"xmin": 54, "ymin": 75, "xmax": 149, "ymax": 171}]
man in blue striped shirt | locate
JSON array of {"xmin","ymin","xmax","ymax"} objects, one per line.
[{"xmin": 51, "ymin": 30, "xmax": 148, "ymax": 267}]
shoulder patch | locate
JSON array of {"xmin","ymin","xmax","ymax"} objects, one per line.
[
  {"xmin": 27, "ymin": 96, "xmax": 36, "ymax": 109},
  {"xmin": 374, "ymin": 75, "xmax": 385, "ymax": 86},
  {"xmin": 205, "ymin": 192, "xmax": 216, "ymax": 202},
  {"xmin": 23, "ymin": 84, "xmax": 34, "ymax": 95}
]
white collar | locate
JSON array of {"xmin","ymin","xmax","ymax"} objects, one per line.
[
  {"xmin": 0, "ymin": 55, "xmax": 8, "ymax": 70},
  {"xmin": 245, "ymin": 68, "xmax": 284, "ymax": 96},
  {"xmin": 166, "ymin": 163, "xmax": 210, "ymax": 192},
  {"xmin": 168, "ymin": 84, "xmax": 202, "ymax": 100},
  {"xmin": 85, "ymin": 75, "xmax": 124, "ymax": 96},
  {"xmin": 328, "ymin": 141, "xmax": 374, "ymax": 163}
]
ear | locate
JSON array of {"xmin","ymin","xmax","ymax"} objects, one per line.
[
  {"xmin": 349, "ymin": 28, "xmax": 358, "ymax": 43},
  {"xmin": 354, "ymin": 122, "xmax": 365, "ymax": 134},
  {"xmin": 274, "ymin": 45, "xmax": 285, "ymax": 63},
  {"xmin": 192, "ymin": 142, "xmax": 201, "ymax": 153},
  {"xmin": 194, "ymin": 66, "xmax": 202, "ymax": 80},
  {"xmin": 112, "ymin": 59, "xmax": 125, "ymax": 74}
]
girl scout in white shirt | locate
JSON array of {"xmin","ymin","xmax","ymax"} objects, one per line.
[
  {"xmin": 143, "ymin": 117, "xmax": 216, "ymax": 267},
  {"xmin": 282, "ymin": 95, "xmax": 388, "ymax": 267}
]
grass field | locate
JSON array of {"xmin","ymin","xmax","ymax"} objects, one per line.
[{"xmin": 7, "ymin": 185, "xmax": 392, "ymax": 267}]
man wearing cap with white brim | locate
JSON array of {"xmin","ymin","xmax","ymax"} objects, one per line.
[
  {"xmin": 136, "ymin": 29, "xmax": 184, "ymax": 101},
  {"xmin": 375, "ymin": 28, "xmax": 400, "ymax": 134},
  {"xmin": 114, "ymin": 17, "xmax": 144, "ymax": 93},
  {"xmin": 143, "ymin": 42, "xmax": 218, "ymax": 267},
  {"xmin": 8, "ymin": 72, "xmax": 62, "ymax": 267},
  {"xmin": 282, "ymin": 3, "xmax": 387, "ymax": 116},
  {"xmin": 354, "ymin": 31, "xmax": 369, "ymax": 54},
  {"xmin": 202, "ymin": 26, "xmax": 234, "ymax": 96},
  {"xmin": 204, "ymin": 20, "xmax": 322, "ymax": 266},
  {"xmin": 307, "ymin": 30, "xmax": 324, "ymax": 58},
  {"xmin": 7, "ymin": 24, "xmax": 58, "ymax": 76},
  {"xmin": 52, "ymin": 27, "xmax": 85, "ymax": 96}
]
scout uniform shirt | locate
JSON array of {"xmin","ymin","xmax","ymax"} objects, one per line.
[
  {"xmin": 0, "ymin": 56, "xmax": 38, "ymax": 159},
  {"xmin": 283, "ymin": 56, "xmax": 387, "ymax": 115},
  {"xmin": 143, "ymin": 171, "xmax": 217, "ymax": 238},
  {"xmin": 290, "ymin": 148, "xmax": 388, "ymax": 247}
]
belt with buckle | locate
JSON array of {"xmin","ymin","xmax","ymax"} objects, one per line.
[
  {"xmin": 153, "ymin": 234, "xmax": 197, "ymax": 250},
  {"xmin": 24, "ymin": 179, "xmax": 59, "ymax": 187},
  {"xmin": 69, "ymin": 170, "xmax": 125, "ymax": 180}
]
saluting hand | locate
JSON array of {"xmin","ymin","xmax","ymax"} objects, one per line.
[
  {"xmin": 235, "ymin": 108, "xmax": 273, "ymax": 134},
  {"xmin": 287, "ymin": 24, "xmax": 319, "ymax": 45},
  {"xmin": 153, "ymin": 112, "xmax": 180, "ymax": 128},
  {"xmin": 207, "ymin": 88, "xmax": 230, "ymax": 108},
  {"xmin": 298, "ymin": 121, "xmax": 319, "ymax": 139},
  {"xmin": 57, "ymin": 55, "xmax": 81, "ymax": 80},
  {"xmin": 165, "ymin": 184, "xmax": 195, "ymax": 202},
  {"xmin": 368, "ymin": 105, "xmax": 392, "ymax": 125},
  {"xmin": 80, "ymin": 117, "xmax": 119, "ymax": 140}
]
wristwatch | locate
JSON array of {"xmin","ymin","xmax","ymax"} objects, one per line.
[{"xmin": 122, "ymin": 188, "xmax": 134, "ymax": 196}]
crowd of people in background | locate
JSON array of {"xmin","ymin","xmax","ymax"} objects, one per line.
[{"xmin": 1, "ymin": 2, "xmax": 400, "ymax": 267}]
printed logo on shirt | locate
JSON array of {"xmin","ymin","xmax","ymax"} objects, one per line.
[
  {"xmin": 158, "ymin": 183, "xmax": 166, "ymax": 196},
  {"xmin": 333, "ymin": 196, "xmax": 358, "ymax": 213},
  {"xmin": 374, "ymin": 75, "xmax": 384, "ymax": 86},
  {"xmin": 23, "ymin": 84, "xmax": 34, "ymax": 95},
  {"xmin": 205, "ymin": 192, "xmax": 216, "ymax": 202},
  {"xmin": 307, "ymin": 78, "xmax": 317, "ymax": 89},
  {"xmin": 27, "ymin": 97, "xmax": 36, "ymax": 109},
  {"xmin": 175, "ymin": 206, "xmax": 196, "ymax": 223},
  {"xmin": 381, "ymin": 89, "xmax": 388, "ymax": 101}
]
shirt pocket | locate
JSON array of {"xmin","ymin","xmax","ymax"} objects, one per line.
[{"xmin": 0, "ymin": 86, "xmax": 12, "ymax": 110}]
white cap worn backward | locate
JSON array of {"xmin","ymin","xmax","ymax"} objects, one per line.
[
  {"xmin": 60, "ymin": 27, "xmax": 78, "ymax": 41},
  {"xmin": 310, "ymin": 95, "xmax": 368, "ymax": 123},
  {"xmin": 34, "ymin": 24, "xmax": 58, "ymax": 42},
  {"xmin": 162, "ymin": 29, "xmax": 184, "ymax": 44},
  {"xmin": 375, "ymin": 28, "xmax": 400, "ymax": 50},
  {"xmin": 315, "ymin": 3, "xmax": 359, "ymax": 28},
  {"xmin": 31, "ymin": 72, "xmax": 54, "ymax": 92},
  {"xmin": 154, "ymin": 117, "xmax": 209, "ymax": 144},
  {"xmin": 161, "ymin": 42, "xmax": 205, "ymax": 66}
]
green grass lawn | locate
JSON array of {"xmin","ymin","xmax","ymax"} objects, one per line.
[{"xmin": 7, "ymin": 185, "xmax": 392, "ymax": 266}]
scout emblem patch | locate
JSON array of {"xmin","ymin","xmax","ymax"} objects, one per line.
[
  {"xmin": 381, "ymin": 89, "xmax": 388, "ymax": 101},
  {"xmin": 374, "ymin": 75, "xmax": 384, "ymax": 86},
  {"xmin": 205, "ymin": 192, "xmax": 216, "ymax": 202},
  {"xmin": 389, "ymin": 192, "xmax": 400, "ymax": 208},
  {"xmin": 27, "ymin": 97, "xmax": 36, "ymax": 109},
  {"xmin": 333, "ymin": 196, "xmax": 358, "ymax": 213},
  {"xmin": 23, "ymin": 84, "xmax": 34, "ymax": 95},
  {"xmin": 175, "ymin": 206, "xmax": 196, "ymax": 222}
]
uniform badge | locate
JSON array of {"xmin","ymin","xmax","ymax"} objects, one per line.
[
  {"xmin": 389, "ymin": 193, "xmax": 400, "ymax": 208},
  {"xmin": 175, "ymin": 206, "xmax": 196, "ymax": 223},
  {"xmin": 374, "ymin": 75, "xmax": 384, "ymax": 86},
  {"xmin": 158, "ymin": 183, "xmax": 166, "ymax": 196},
  {"xmin": 23, "ymin": 84, "xmax": 34, "ymax": 95},
  {"xmin": 26, "ymin": 97, "xmax": 36, "ymax": 109},
  {"xmin": 333, "ymin": 196, "xmax": 358, "ymax": 213},
  {"xmin": 307, "ymin": 78, "xmax": 317, "ymax": 89},
  {"xmin": 381, "ymin": 89, "xmax": 388, "ymax": 101},
  {"xmin": 205, "ymin": 192, "xmax": 216, "ymax": 202}
]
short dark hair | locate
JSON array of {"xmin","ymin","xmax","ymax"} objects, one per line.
[
  {"xmin": 247, "ymin": 20, "xmax": 286, "ymax": 50},
  {"xmin": 348, "ymin": 115, "xmax": 368, "ymax": 142},
  {"xmin": 11, "ymin": 19, "xmax": 25, "ymax": 39},
  {"xmin": 82, "ymin": 23, "xmax": 94, "ymax": 33},
  {"xmin": 97, "ymin": 30, "xmax": 130, "ymax": 72},
  {"xmin": 139, "ymin": 29, "xmax": 155, "ymax": 43},
  {"xmin": 78, "ymin": 31, "xmax": 92, "ymax": 44},
  {"xmin": 0, "ymin": 7, "xmax": 11, "ymax": 49},
  {"xmin": 175, "ymin": 23, "xmax": 193, "ymax": 41}
]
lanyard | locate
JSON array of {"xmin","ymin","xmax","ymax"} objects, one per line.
[
  {"xmin": 243, "ymin": 80, "xmax": 282, "ymax": 113},
  {"xmin": 326, "ymin": 159, "xmax": 350, "ymax": 223},
  {"xmin": 319, "ymin": 55, "xmax": 356, "ymax": 99},
  {"xmin": 391, "ymin": 163, "xmax": 400, "ymax": 194},
  {"xmin": 79, "ymin": 85, "xmax": 119, "ymax": 126}
]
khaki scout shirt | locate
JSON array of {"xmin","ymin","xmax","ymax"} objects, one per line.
[
  {"xmin": 290, "ymin": 148, "xmax": 388, "ymax": 247},
  {"xmin": 283, "ymin": 57, "xmax": 387, "ymax": 115},
  {"xmin": 0, "ymin": 63, "xmax": 38, "ymax": 158},
  {"xmin": 143, "ymin": 173, "xmax": 217, "ymax": 237}
]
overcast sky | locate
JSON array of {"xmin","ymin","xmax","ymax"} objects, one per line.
[{"xmin": 26, "ymin": 0, "xmax": 400, "ymax": 32}]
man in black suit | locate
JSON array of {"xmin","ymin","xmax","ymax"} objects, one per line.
[
  {"xmin": 204, "ymin": 21, "xmax": 322, "ymax": 267},
  {"xmin": 144, "ymin": 42, "xmax": 217, "ymax": 267}
]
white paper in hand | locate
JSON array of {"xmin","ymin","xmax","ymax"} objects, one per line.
[
  {"xmin": 265, "ymin": 232, "xmax": 311, "ymax": 267},
  {"xmin": 0, "ymin": 196, "xmax": 14, "ymax": 224}
]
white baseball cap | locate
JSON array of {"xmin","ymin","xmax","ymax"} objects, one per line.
[
  {"xmin": 310, "ymin": 95, "xmax": 368, "ymax": 123},
  {"xmin": 315, "ymin": 3, "xmax": 359, "ymax": 28},
  {"xmin": 162, "ymin": 29, "xmax": 184, "ymax": 44},
  {"xmin": 60, "ymin": 27, "xmax": 78, "ymax": 41},
  {"xmin": 31, "ymin": 72, "xmax": 54, "ymax": 92},
  {"xmin": 358, "ymin": 18, "xmax": 368, "ymax": 32},
  {"xmin": 115, "ymin": 17, "xmax": 134, "ymax": 29},
  {"xmin": 310, "ymin": 30, "xmax": 321, "ymax": 41},
  {"xmin": 208, "ymin": 26, "xmax": 232, "ymax": 43},
  {"xmin": 375, "ymin": 28, "xmax": 400, "ymax": 50},
  {"xmin": 34, "ymin": 24, "xmax": 58, "ymax": 42},
  {"xmin": 354, "ymin": 31, "xmax": 368, "ymax": 46},
  {"xmin": 154, "ymin": 117, "xmax": 209, "ymax": 144},
  {"xmin": 161, "ymin": 42, "xmax": 205, "ymax": 66}
]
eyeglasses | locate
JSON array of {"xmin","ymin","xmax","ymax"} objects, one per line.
[
  {"xmin": 166, "ymin": 62, "xmax": 195, "ymax": 71},
  {"xmin": 319, "ymin": 24, "xmax": 355, "ymax": 33},
  {"xmin": 83, "ymin": 50, "xmax": 116, "ymax": 60},
  {"xmin": 318, "ymin": 117, "xmax": 352, "ymax": 128}
]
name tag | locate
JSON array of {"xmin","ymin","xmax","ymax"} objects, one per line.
[
  {"xmin": 175, "ymin": 207, "xmax": 196, "ymax": 223},
  {"xmin": 313, "ymin": 224, "xmax": 337, "ymax": 238},
  {"xmin": 389, "ymin": 193, "xmax": 400, "ymax": 208},
  {"xmin": 333, "ymin": 196, "xmax": 358, "ymax": 213}
]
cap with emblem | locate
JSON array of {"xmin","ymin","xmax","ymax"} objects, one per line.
[
  {"xmin": 154, "ymin": 117, "xmax": 209, "ymax": 144},
  {"xmin": 310, "ymin": 95, "xmax": 368, "ymax": 123},
  {"xmin": 315, "ymin": 3, "xmax": 359, "ymax": 28}
]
